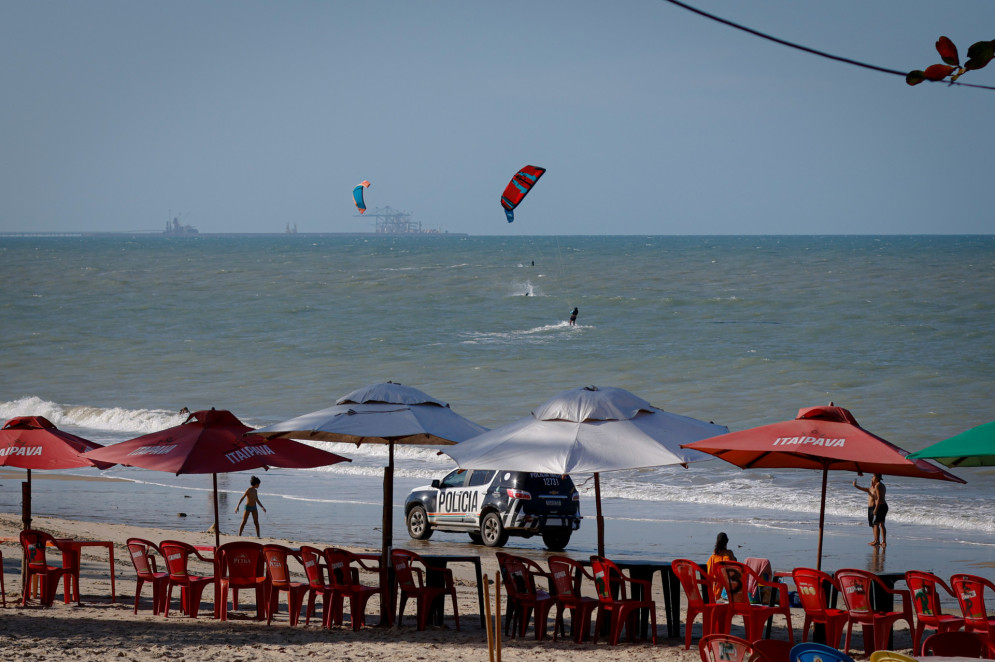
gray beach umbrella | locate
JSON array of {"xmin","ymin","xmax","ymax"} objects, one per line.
[
  {"xmin": 250, "ymin": 381, "xmax": 488, "ymax": 624},
  {"xmin": 442, "ymin": 385, "xmax": 726, "ymax": 557}
]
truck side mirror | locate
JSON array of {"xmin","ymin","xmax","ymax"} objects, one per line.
[{"xmin": 431, "ymin": 479, "xmax": 441, "ymax": 489}]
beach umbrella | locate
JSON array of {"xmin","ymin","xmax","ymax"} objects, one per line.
[
  {"xmin": 84, "ymin": 408, "xmax": 350, "ymax": 548},
  {"xmin": 0, "ymin": 415, "xmax": 113, "ymax": 530},
  {"xmin": 249, "ymin": 381, "xmax": 488, "ymax": 624},
  {"xmin": 442, "ymin": 385, "xmax": 727, "ymax": 557},
  {"xmin": 908, "ymin": 421, "xmax": 995, "ymax": 467},
  {"xmin": 682, "ymin": 404, "xmax": 965, "ymax": 570}
]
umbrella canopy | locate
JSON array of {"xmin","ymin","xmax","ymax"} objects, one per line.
[
  {"xmin": 0, "ymin": 415, "xmax": 113, "ymax": 529},
  {"xmin": 908, "ymin": 421, "xmax": 995, "ymax": 467},
  {"xmin": 85, "ymin": 408, "xmax": 350, "ymax": 547},
  {"xmin": 682, "ymin": 404, "xmax": 965, "ymax": 569},
  {"xmin": 250, "ymin": 381, "xmax": 487, "ymax": 624},
  {"xmin": 443, "ymin": 385, "xmax": 727, "ymax": 556}
]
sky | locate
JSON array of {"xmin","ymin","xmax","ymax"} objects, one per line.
[{"xmin": 1, "ymin": 0, "xmax": 992, "ymax": 236}]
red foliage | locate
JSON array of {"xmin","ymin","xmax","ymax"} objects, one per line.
[{"xmin": 935, "ymin": 36, "xmax": 960, "ymax": 66}]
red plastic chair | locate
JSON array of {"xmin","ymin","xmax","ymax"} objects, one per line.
[
  {"xmin": 922, "ymin": 630, "xmax": 995, "ymax": 658},
  {"xmin": 160, "ymin": 540, "xmax": 216, "ymax": 618},
  {"xmin": 906, "ymin": 570, "xmax": 965, "ymax": 654},
  {"xmin": 951, "ymin": 574, "xmax": 995, "ymax": 640},
  {"xmin": 323, "ymin": 547, "xmax": 381, "ymax": 630},
  {"xmin": 751, "ymin": 638, "xmax": 792, "ymax": 662},
  {"xmin": 547, "ymin": 555, "xmax": 600, "ymax": 642},
  {"xmin": 496, "ymin": 552, "xmax": 556, "ymax": 641},
  {"xmin": 698, "ymin": 633, "xmax": 772, "ymax": 662},
  {"xmin": 262, "ymin": 544, "xmax": 308, "ymax": 626},
  {"xmin": 300, "ymin": 545, "xmax": 335, "ymax": 627},
  {"xmin": 792, "ymin": 567, "xmax": 850, "ymax": 648},
  {"xmin": 392, "ymin": 548, "xmax": 460, "ymax": 631},
  {"xmin": 834, "ymin": 568, "xmax": 914, "ymax": 657},
  {"xmin": 712, "ymin": 560, "xmax": 794, "ymax": 644},
  {"xmin": 20, "ymin": 529, "xmax": 69, "ymax": 606},
  {"xmin": 674, "ymin": 558, "xmax": 729, "ymax": 649},
  {"xmin": 127, "ymin": 538, "xmax": 169, "ymax": 615},
  {"xmin": 216, "ymin": 541, "xmax": 268, "ymax": 621},
  {"xmin": 590, "ymin": 555, "xmax": 658, "ymax": 645}
]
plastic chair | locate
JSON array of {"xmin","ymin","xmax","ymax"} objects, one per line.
[
  {"xmin": 323, "ymin": 547, "xmax": 381, "ymax": 630},
  {"xmin": 392, "ymin": 548, "xmax": 460, "ymax": 631},
  {"xmin": 951, "ymin": 573, "xmax": 995, "ymax": 639},
  {"xmin": 160, "ymin": 540, "xmax": 216, "ymax": 618},
  {"xmin": 905, "ymin": 570, "xmax": 965, "ymax": 654},
  {"xmin": 834, "ymin": 568, "xmax": 913, "ymax": 657},
  {"xmin": 790, "ymin": 641, "xmax": 857, "ymax": 662},
  {"xmin": 869, "ymin": 651, "xmax": 918, "ymax": 662},
  {"xmin": 263, "ymin": 544, "xmax": 309, "ymax": 626},
  {"xmin": 713, "ymin": 560, "xmax": 794, "ymax": 644},
  {"xmin": 675, "ymin": 558, "xmax": 730, "ymax": 649},
  {"xmin": 217, "ymin": 541, "xmax": 268, "ymax": 621},
  {"xmin": 496, "ymin": 551, "xmax": 555, "ymax": 640},
  {"xmin": 547, "ymin": 555, "xmax": 600, "ymax": 643},
  {"xmin": 792, "ymin": 567, "xmax": 850, "ymax": 648},
  {"xmin": 127, "ymin": 538, "xmax": 169, "ymax": 615},
  {"xmin": 590, "ymin": 555, "xmax": 658, "ymax": 645},
  {"xmin": 752, "ymin": 638, "xmax": 793, "ymax": 662},
  {"xmin": 699, "ymin": 633, "xmax": 771, "ymax": 662},
  {"xmin": 20, "ymin": 529, "xmax": 69, "ymax": 607},
  {"xmin": 922, "ymin": 630, "xmax": 995, "ymax": 658},
  {"xmin": 300, "ymin": 545, "xmax": 335, "ymax": 627}
]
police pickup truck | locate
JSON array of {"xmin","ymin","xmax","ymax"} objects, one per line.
[{"xmin": 404, "ymin": 469, "xmax": 581, "ymax": 551}]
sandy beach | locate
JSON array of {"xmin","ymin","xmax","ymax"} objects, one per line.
[{"xmin": 0, "ymin": 511, "xmax": 920, "ymax": 662}]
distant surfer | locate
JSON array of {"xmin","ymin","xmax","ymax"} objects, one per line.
[{"xmin": 569, "ymin": 307, "xmax": 578, "ymax": 325}]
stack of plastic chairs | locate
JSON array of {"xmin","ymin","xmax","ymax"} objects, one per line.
[
  {"xmin": 547, "ymin": 555, "xmax": 599, "ymax": 642},
  {"xmin": 496, "ymin": 552, "xmax": 555, "ymax": 640},
  {"xmin": 792, "ymin": 567, "xmax": 850, "ymax": 648},
  {"xmin": 126, "ymin": 538, "xmax": 168, "ymax": 615},
  {"xmin": 905, "ymin": 570, "xmax": 965, "ymax": 654},
  {"xmin": 392, "ymin": 548, "xmax": 459, "ymax": 631},
  {"xmin": 590, "ymin": 555, "xmax": 657, "ymax": 645},
  {"xmin": 674, "ymin": 558, "xmax": 728, "ymax": 649}
]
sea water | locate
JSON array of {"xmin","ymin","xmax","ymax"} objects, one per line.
[{"xmin": 1, "ymin": 235, "xmax": 993, "ymax": 578}]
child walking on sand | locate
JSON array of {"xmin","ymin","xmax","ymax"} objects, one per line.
[{"xmin": 236, "ymin": 475, "xmax": 267, "ymax": 537}]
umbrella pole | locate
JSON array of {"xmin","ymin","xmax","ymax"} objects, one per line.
[
  {"xmin": 816, "ymin": 468, "xmax": 828, "ymax": 571},
  {"xmin": 594, "ymin": 472, "xmax": 605, "ymax": 558},
  {"xmin": 380, "ymin": 440, "xmax": 395, "ymax": 626},
  {"xmin": 22, "ymin": 469, "xmax": 31, "ymax": 530},
  {"xmin": 213, "ymin": 473, "xmax": 221, "ymax": 550}
]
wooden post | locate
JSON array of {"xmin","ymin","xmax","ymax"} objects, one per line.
[
  {"xmin": 484, "ymin": 574, "xmax": 494, "ymax": 662},
  {"xmin": 594, "ymin": 472, "xmax": 605, "ymax": 557}
]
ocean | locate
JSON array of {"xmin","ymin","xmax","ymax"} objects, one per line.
[{"xmin": 1, "ymin": 234, "xmax": 993, "ymax": 578}]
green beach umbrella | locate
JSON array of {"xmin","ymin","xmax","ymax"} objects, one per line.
[{"xmin": 908, "ymin": 421, "xmax": 995, "ymax": 468}]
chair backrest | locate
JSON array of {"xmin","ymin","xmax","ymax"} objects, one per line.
[
  {"xmin": 391, "ymin": 549, "xmax": 422, "ymax": 592},
  {"xmin": 834, "ymin": 569, "xmax": 876, "ymax": 615},
  {"xmin": 496, "ymin": 552, "xmax": 539, "ymax": 599},
  {"xmin": 869, "ymin": 650, "xmax": 918, "ymax": 662},
  {"xmin": 217, "ymin": 541, "xmax": 265, "ymax": 580},
  {"xmin": 674, "ymin": 558, "xmax": 712, "ymax": 607},
  {"xmin": 590, "ymin": 555, "xmax": 628, "ymax": 605},
  {"xmin": 299, "ymin": 545, "xmax": 326, "ymax": 588},
  {"xmin": 699, "ymin": 633, "xmax": 767, "ymax": 662},
  {"xmin": 323, "ymin": 548, "xmax": 359, "ymax": 588},
  {"xmin": 127, "ymin": 538, "xmax": 161, "ymax": 578},
  {"xmin": 790, "ymin": 641, "xmax": 857, "ymax": 662},
  {"xmin": 713, "ymin": 560, "xmax": 758, "ymax": 608},
  {"xmin": 752, "ymin": 638, "xmax": 793, "ymax": 662},
  {"xmin": 262, "ymin": 544, "xmax": 297, "ymax": 585},
  {"xmin": 547, "ymin": 556, "xmax": 583, "ymax": 599},
  {"xmin": 160, "ymin": 540, "xmax": 197, "ymax": 578},
  {"xmin": 922, "ymin": 630, "xmax": 995, "ymax": 658},
  {"xmin": 20, "ymin": 529, "xmax": 56, "ymax": 569},
  {"xmin": 792, "ymin": 567, "xmax": 839, "ymax": 618},
  {"xmin": 905, "ymin": 571, "xmax": 950, "ymax": 620},
  {"xmin": 950, "ymin": 573, "xmax": 995, "ymax": 631}
]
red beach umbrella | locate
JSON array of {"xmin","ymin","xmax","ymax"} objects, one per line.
[
  {"xmin": 682, "ymin": 404, "xmax": 964, "ymax": 569},
  {"xmin": 0, "ymin": 415, "xmax": 113, "ymax": 529},
  {"xmin": 84, "ymin": 408, "xmax": 351, "ymax": 548}
]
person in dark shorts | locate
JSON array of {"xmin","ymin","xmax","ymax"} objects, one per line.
[
  {"xmin": 236, "ymin": 475, "xmax": 267, "ymax": 537},
  {"xmin": 854, "ymin": 473, "xmax": 888, "ymax": 547},
  {"xmin": 569, "ymin": 307, "xmax": 578, "ymax": 325}
]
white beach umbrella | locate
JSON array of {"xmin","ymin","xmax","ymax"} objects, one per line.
[{"xmin": 442, "ymin": 385, "xmax": 726, "ymax": 556}]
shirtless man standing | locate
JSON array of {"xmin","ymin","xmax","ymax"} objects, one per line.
[{"xmin": 854, "ymin": 474, "xmax": 888, "ymax": 547}]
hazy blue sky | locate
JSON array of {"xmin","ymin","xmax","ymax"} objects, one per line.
[{"xmin": 2, "ymin": 1, "xmax": 992, "ymax": 235}]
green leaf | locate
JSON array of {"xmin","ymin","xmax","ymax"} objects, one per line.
[
  {"xmin": 965, "ymin": 40, "xmax": 995, "ymax": 71},
  {"xmin": 923, "ymin": 64, "xmax": 956, "ymax": 81},
  {"xmin": 906, "ymin": 70, "xmax": 927, "ymax": 86},
  {"xmin": 935, "ymin": 36, "xmax": 960, "ymax": 66}
]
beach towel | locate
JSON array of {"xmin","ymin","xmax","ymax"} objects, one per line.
[{"xmin": 744, "ymin": 557, "xmax": 773, "ymax": 603}]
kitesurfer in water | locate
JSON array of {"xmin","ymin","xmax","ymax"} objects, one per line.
[{"xmin": 569, "ymin": 307, "xmax": 578, "ymax": 325}]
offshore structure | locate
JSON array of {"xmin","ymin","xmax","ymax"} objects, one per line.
[{"xmin": 356, "ymin": 206, "xmax": 443, "ymax": 234}]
